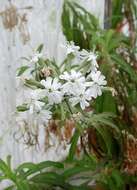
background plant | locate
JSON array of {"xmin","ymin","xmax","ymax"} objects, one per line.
[{"xmin": 61, "ymin": 0, "xmax": 137, "ymax": 189}]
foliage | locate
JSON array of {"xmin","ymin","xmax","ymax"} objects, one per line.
[
  {"xmin": 0, "ymin": 155, "xmax": 135, "ymax": 190},
  {"xmin": 111, "ymin": 0, "xmax": 137, "ymax": 30}
]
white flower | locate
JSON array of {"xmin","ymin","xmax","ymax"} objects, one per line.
[
  {"xmin": 36, "ymin": 109, "xmax": 52, "ymax": 125},
  {"xmin": 60, "ymin": 70, "xmax": 86, "ymax": 95},
  {"xmin": 69, "ymin": 88, "xmax": 92, "ymax": 110},
  {"xmin": 87, "ymin": 71, "xmax": 107, "ymax": 98},
  {"xmin": 87, "ymin": 52, "xmax": 98, "ymax": 62},
  {"xmin": 86, "ymin": 84, "xmax": 103, "ymax": 98},
  {"xmin": 40, "ymin": 77, "xmax": 63, "ymax": 105},
  {"xmin": 28, "ymin": 90, "xmax": 45, "ymax": 114},
  {"xmin": 89, "ymin": 71, "xmax": 107, "ymax": 86},
  {"xmin": 88, "ymin": 52, "xmax": 98, "ymax": 71},
  {"xmin": 62, "ymin": 41, "xmax": 80, "ymax": 55},
  {"xmin": 30, "ymin": 89, "xmax": 43, "ymax": 100},
  {"xmin": 79, "ymin": 49, "xmax": 97, "ymax": 61},
  {"xmin": 78, "ymin": 49, "xmax": 98, "ymax": 71},
  {"xmin": 60, "ymin": 70, "xmax": 84, "ymax": 82},
  {"xmin": 30, "ymin": 52, "xmax": 43, "ymax": 63}
]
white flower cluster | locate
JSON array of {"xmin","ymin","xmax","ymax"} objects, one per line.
[
  {"xmin": 17, "ymin": 42, "xmax": 107, "ymax": 126},
  {"xmin": 59, "ymin": 70, "xmax": 106, "ymax": 110}
]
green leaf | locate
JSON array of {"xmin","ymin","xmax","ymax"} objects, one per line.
[
  {"xmin": 16, "ymin": 180, "xmax": 30, "ymax": 190},
  {"xmin": 36, "ymin": 44, "xmax": 44, "ymax": 53},
  {"xmin": 0, "ymin": 159, "xmax": 16, "ymax": 183},
  {"xmin": 16, "ymin": 162, "xmax": 38, "ymax": 175},
  {"xmin": 111, "ymin": 0, "xmax": 123, "ymax": 28},
  {"xmin": 111, "ymin": 170, "xmax": 124, "ymax": 188},
  {"xmin": 30, "ymin": 172, "xmax": 63, "ymax": 186},
  {"xmin": 95, "ymin": 126, "xmax": 113, "ymax": 157},
  {"xmin": 25, "ymin": 79, "xmax": 45, "ymax": 89},
  {"xmin": 62, "ymin": 0, "xmax": 99, "ymax": 49},
  {"xmin": 95, "ymin": 92, "xmax": 117, "ymax": 114},
  {"xmin": 67, "ymin": 129, "xmax": 80, "ymax": 161},
  {"xmin": 6, "ymin": 155, "xmax": 12, "ymax": 171},
  {"xmin": 16, "ymin": 104, "xmax": 29, "ymax": 112},
  {"xmin": 111, "ymin": 53, "xmax": 137, "ymax": 83},
  {"xmin": 37, "ymin": 161, "xmax": 64, "ymax": 170},
  {"xmin": 17, "ymin": 66, "xmax": 30, "ymax": 76},
  {"xmin": 62, "ymin": 166, "xmax": 91, "ymax": 180},
  {"xmin": 16, "ymin": 161, "xmax": 64, "ymax": 178},
  {"xmin": 86, "ymin": 112, "xmax": 118, "ymax": 132}
]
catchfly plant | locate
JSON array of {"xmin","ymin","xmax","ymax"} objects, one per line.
[{"xmin": 17, "ymin": 42, "xmax": 114, "ymax": 152}]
